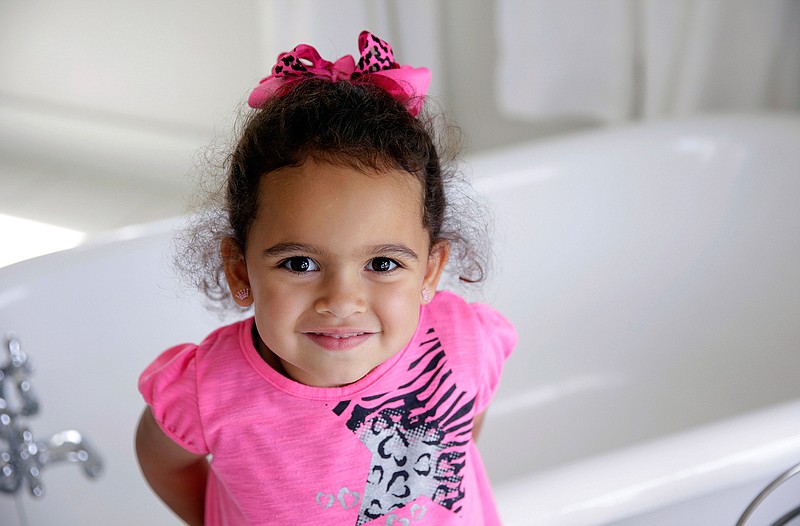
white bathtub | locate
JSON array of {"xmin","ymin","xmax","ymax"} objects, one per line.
[
  {"xmin": 0, "ymin": 113, "xmax": 798, "ymax": 525},
  {"xmin": 468, "ymin": 113, "xmax": 800, "ymax": 525}
]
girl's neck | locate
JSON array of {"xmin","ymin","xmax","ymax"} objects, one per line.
[{"xmin": 251, "ymin": 322, "xmax": 289, "ymax": 379}]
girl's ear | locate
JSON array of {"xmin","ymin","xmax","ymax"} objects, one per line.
[
  {"xmin": 221, "ymin": 237, "xmax": 253, "ymax": 306},
  {"xmin": 422, "ymin": 240, "xmax": 450, "ymax": 303}
]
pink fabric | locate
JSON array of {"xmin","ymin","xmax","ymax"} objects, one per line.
[
  {"xmin": 248, "ymin": 31, "xmax": 430, "ymax": 116},
  {"xmin": 139, "ymin": 291, "xmax": 516, "ymax": 525}
]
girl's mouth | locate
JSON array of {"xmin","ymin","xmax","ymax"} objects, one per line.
[
  {"xmin": 303, "ymin": 330, "xmax": 375, "ymax": 351},
  {"xmin": 309, "ymin": 331, "xmax": 366, "ymax": 338}
]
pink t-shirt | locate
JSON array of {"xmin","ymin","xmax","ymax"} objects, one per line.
[{"xmin": 139, "ymin": 291, "xmax": 516, "ymax": 525}]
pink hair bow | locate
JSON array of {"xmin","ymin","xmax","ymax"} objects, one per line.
[{"xmin": 248, "ymin": 31, "xmax": 430, "ymax": 116}]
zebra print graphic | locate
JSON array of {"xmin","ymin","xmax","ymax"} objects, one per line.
[{"xmin": 333, "ymin": 328, "xmax": 475, "ymax": 525}]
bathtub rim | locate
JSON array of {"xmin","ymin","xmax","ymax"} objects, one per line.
[{"xmin": 492, "ymin": 398, "xmax": 800, "ymax": 525}]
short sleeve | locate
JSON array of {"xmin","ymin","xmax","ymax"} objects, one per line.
[
  {"xmin": 473, "ymin": 303, "xmax": 517, "ymax": 414},
  {"xmin": 138, "ymin": 344, "xmax": 209, "ymax": 455}
]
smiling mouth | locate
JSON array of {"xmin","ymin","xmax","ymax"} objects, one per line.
[
  {"xmin": 308, "ymin": 331, "xmax": 367, "ymax": 338},
  {"xmin": 303, "ymin": 331, "xmax": 375, "ymax": 351}
]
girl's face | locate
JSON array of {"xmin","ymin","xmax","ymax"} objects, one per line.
[{"xmin": 223, "ymin": 158, "xmax": 449, "ymax": 388}]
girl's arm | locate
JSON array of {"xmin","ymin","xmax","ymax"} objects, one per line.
[
  {"xmin": 135, "ymin": 407, "xmax": 208, "ymax": 526},
  {"xmin": 473, "ymin": 410, "xmax": 487, "ymax": 440}
]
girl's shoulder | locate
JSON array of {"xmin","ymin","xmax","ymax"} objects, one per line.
[
  {"xmin": 412, "ymin": 290, "xmax": 517, "ymax": 415},
  {"xmin": 423, "ymin": 290, "xmax": 517, "ymax": 353},
  {"xmin": 427, "ymin": 290, "xmax": 515, "ymax": 331},
  {"xmin": 139, "ymin": 318, "xmax": 252, "ymax": 389},
  {"xmin": 194, "ymin": 317, "xmax": 252, "ymax": 354}
]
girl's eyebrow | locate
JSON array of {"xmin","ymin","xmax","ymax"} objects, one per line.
[
  {"xmin": 367, "ymin": 244, "xmax": 420, "ymax": 262},
  {"xmin": 261, "ymin": 242, "xmax": 419, "ymax": 262},
  {"xmin": 261, "ymin": 243, "xmax": 321, "ymax": 259}
]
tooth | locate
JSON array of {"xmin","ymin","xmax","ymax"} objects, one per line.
[{"xmin": 310, "ymin": 332, "xmax": 365, "ymax": 338}]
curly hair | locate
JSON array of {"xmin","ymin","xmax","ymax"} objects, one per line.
[{"xmin": 175, "ymin": 78, "xmax": 491, "ymax": 312}]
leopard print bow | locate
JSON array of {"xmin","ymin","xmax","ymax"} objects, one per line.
[{"xmin": 248, "ymin": 31, "xmax": 430, "ymax": 116}]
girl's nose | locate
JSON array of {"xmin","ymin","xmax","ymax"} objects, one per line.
[{"xmin": 314, "ymin": 272, "xmax": 367, "ymax": 318}]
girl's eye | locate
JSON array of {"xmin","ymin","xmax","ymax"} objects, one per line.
[
  {"xmin": 367, "ymin": 257, "xmax": 399, "ymax": 273},
  {"xmin": 281, "ymin": 257, "xmax": 319, "ymax": 273}
]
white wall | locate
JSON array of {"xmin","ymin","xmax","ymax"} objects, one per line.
[
  {"xmin": 2, "ymin": 0, "xmax": 798, "ymax": 234},
  {"xmin": 0, "ymin": 0, "xmax": 264, "ymax": 231}
]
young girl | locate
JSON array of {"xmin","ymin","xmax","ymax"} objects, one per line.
[{"xmin": 135, "ymin": 31, "xmax": 516, "ymax": 526}]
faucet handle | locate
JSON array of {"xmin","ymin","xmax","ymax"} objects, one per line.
[
  {"xmin": 0, "ymin": 334, "xmax": 103, "ymax": 499},
  {"xmin": 2, "ymin": 334, "xmax": 39, "ymax": 417}
]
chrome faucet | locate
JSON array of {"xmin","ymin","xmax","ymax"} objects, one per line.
[{"xmin": 0, "ymin": 333, "xmax": 103, "ymax": 497}]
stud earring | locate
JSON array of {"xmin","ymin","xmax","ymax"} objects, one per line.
[
  {"xmin": 421, "ymin": 288, "xmax": 432, "ymax": 303},
  {"xmin": 235, "ymin": 288, "xmax": 251, "ymax": 301}
]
